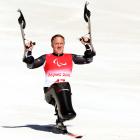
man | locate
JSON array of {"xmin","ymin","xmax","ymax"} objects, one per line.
[{"xmin": 23, "ymin": 34, "xmax": 96, "ymax": 133}]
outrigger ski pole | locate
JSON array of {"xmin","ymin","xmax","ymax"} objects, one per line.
[
  {"xmin": 82, "ymin": 1, "xmax": 95, "ymax": 52},
  {"xmin": 17, "ymin": 9, "xmax": 35, "ymax": 59}
]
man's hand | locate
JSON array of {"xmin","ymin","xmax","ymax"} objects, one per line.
[
  {"xmin": 25, "ymin": 41, "xmax": 35, "ymax": 51},
  {"xmin": 79, "ymin": 36, "xmax": 90, "ymax": 45}
]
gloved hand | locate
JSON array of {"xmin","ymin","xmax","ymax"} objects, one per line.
[
  {"xmin": 25, "ymin": 41, "xmax": 35, "ymax": 51},
  {"xmin": 79, "ymin": 36, "xmax": 90, "ymax": 45}
]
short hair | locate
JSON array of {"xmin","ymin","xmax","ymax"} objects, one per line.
[{"xmin": 51, "ymin": 34, "xmax": 65, "ymax": 45}]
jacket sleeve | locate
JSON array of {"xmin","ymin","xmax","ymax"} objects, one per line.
[
  {"xmin": 72, "ymin": 44, "xmax": 96, "ymax": 64},
  {"xmin": 23, "ymin": 51, "xmax": 46, "ymax": 69}
]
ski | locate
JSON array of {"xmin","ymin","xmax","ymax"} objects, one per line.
[
  {"xmin": 52, "ymin": 125, "xmax": 83, "ymax": 138},
  {"xmin": 66, "ymin": 132, "xmax": 83, "ymax": 138}
]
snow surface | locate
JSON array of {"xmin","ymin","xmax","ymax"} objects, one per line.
[{"xmin": 0, "ymin": 0, "xmax": 140, "ymax": 139}]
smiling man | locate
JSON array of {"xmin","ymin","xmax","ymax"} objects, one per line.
[{"xmin": 23, "ymin": 34, "xmax": 96, "ymax": 133}]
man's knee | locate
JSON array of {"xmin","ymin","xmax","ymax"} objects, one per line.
[{"xmin": 44, "ymin": 87, "xmax": 55, "ymax": 105}]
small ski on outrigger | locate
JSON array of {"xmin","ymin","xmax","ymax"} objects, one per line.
[
  {"xmin": 80, "ymin": 1, "xmax": 95, "ymax": 53},
  {"xmin": 17, "ymin": 9, "xmax": 35, "ymax": 60}
]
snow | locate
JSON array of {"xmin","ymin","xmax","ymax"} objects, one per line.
[{"xmin": 0, "ymin": 0, "xmax": 140, "ymax": 139}]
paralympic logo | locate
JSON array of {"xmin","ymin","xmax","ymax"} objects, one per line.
[{"xmin": 53, "ymin": 58, "xmax": 67, "ymax": 67}]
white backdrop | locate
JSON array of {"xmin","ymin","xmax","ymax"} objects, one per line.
[{"xmin": 0, "ymin": 0, "xmax": 140, "ymax": 140}]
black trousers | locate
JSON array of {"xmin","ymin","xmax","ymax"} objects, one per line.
[{"xmin": 44, "ymin": 82, "xmax": 76, "ymax": 121}]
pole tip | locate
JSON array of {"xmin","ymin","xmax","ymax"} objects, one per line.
[{"xmin": 17, "ymin": 9, "xmax": 21, "ymax": 13}]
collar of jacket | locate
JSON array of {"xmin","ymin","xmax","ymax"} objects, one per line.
[{"xmin": 52, "ymin": 53, "xmax": 64, "ymax": 56}]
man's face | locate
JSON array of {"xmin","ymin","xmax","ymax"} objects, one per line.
[{"xmin": 52, "ymin": 37, "xmax": 64, "ymax": 55}]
